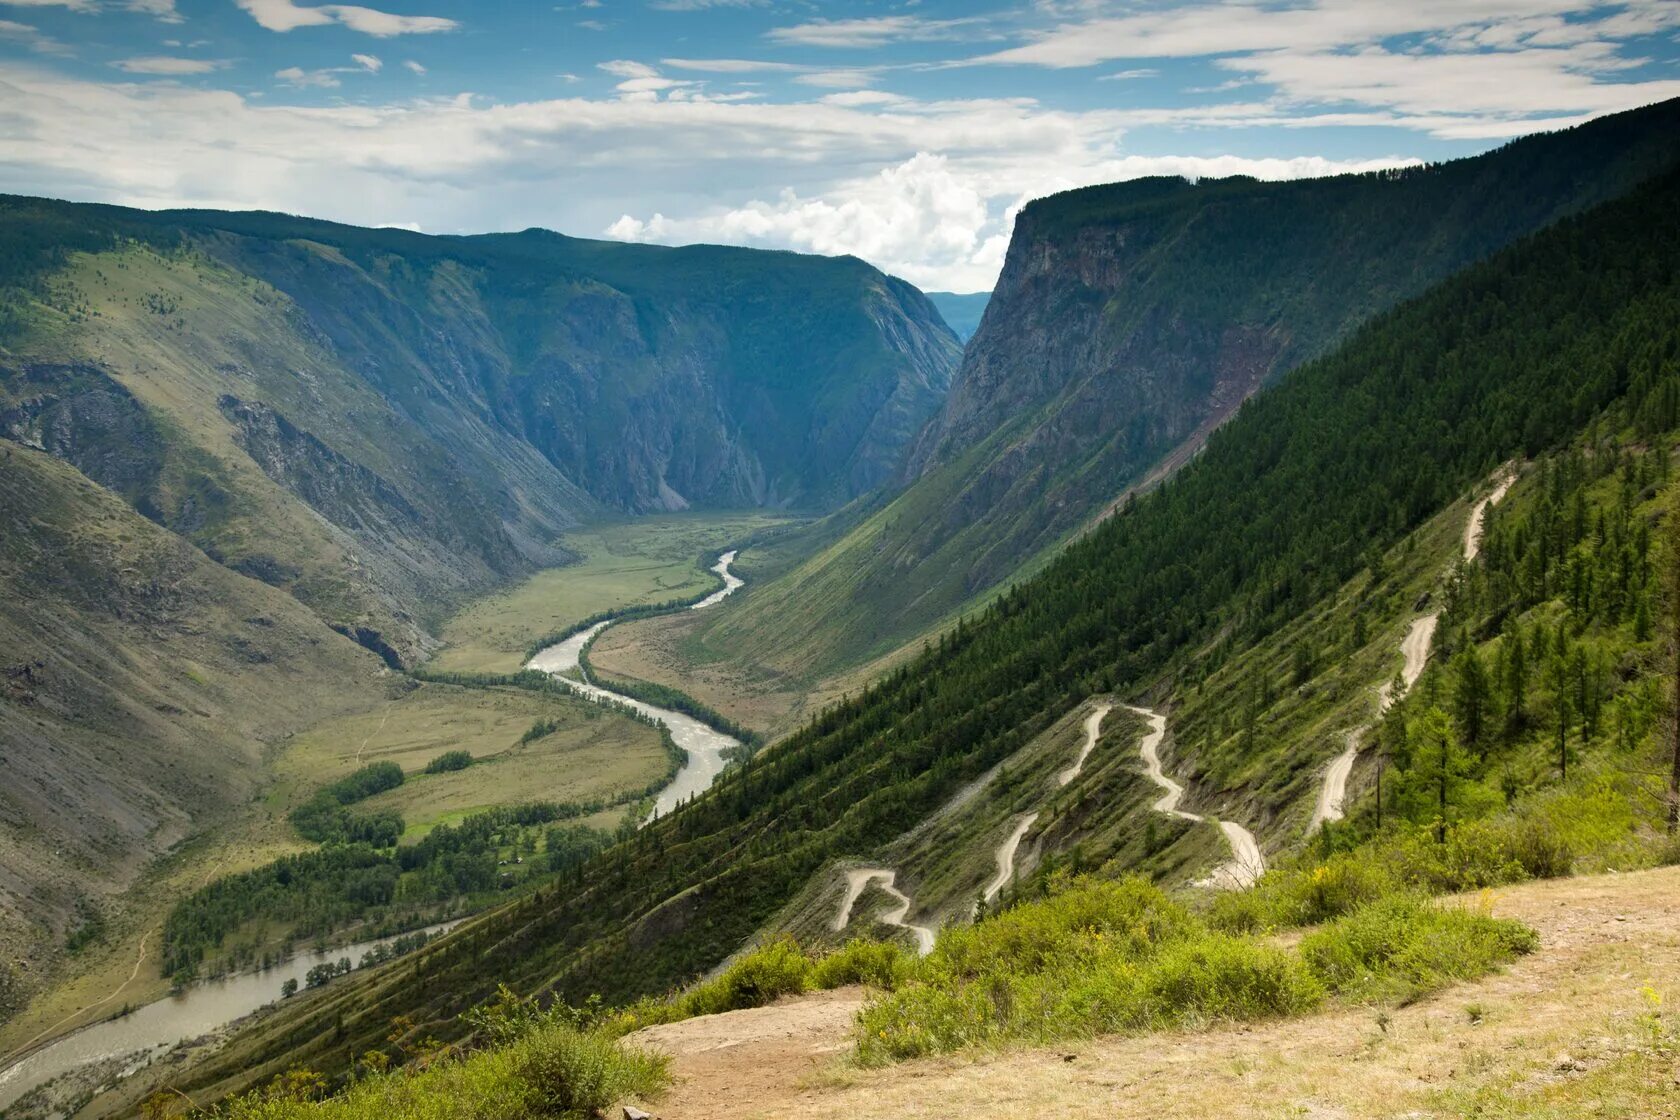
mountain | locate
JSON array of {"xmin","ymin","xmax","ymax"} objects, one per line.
[
  {"xmin": 0, "ymin": 201, "xmax": 962, "ymax": 666},
  {"xmin": 684, "ymin": 98, "xmax": 1680, "ymax": 690},
  {"xmin": 0, "ymin": 204, "xmax": 959, "ymax": 1019},
  {"xmin": 0, "ymin": 443, "xmax": 386, "ymax": 985},
  {"xmin": 158, "ymin": 148, "xmax": 1680, "ymax": 1099},
  {"xmin": 924, "ymin": 292, "xmax": 991, "ymax": 342}
]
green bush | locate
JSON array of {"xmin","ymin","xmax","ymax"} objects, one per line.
[
  {"xmin": 808, "ymin": 938, "xmax": 915, "ymax": 991},
  {"xmin": 424, "ymin": 750, "xmax": 473, "ymax": 774},
  {"xmin": 925, "ymin": 876, "xmax": 1196, "ymax": 981},
  {"xmin": 219, "ymin": 1019, "xmax": 666, "ymax": 1120},
  {"xmin": 1298, "ymin": 893, "xmax": 1538, "ymax": 1004},
  {"xmin": 510, "ymin": 1022, "xmax": 670, "ymax": 1118},
  {"xmin": 678, "ymin": 937, "xmax": 810, "ymax": 1017},
  {"xmin": 1210, "ymin": 852, "xmax": 1394, "ymax": 932},
  {"xmin": 1137, "ymin": 935, "xmax": 1325, "ymax": 1027},
  {"xmin": 855, "ymin": 979, "xmax": 1004, "ymax": 1064}
]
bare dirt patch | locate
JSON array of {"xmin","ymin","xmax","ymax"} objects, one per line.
[{"xmin": 627, "ymin": 865, "xmax": 1680, "ymax": 1119}]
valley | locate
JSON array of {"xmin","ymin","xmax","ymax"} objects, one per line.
[{"xmin": 4, "ymin": 83, "xmax": 1680, "ymax": 1120}]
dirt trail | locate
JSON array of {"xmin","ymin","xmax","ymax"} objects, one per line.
[
  {"xmin": 987, "ymin": 703, "xmax": 1115, "ymax": 904},
  {"xmin": 1313, "ymin": 468, "xmax": 1513, "ymax": 831},
  {"xmin": 983, "ymin": 814, "xmax": 1039, "ymax": 904},
  {"xmin": 1127, "ymin": 705, "xmax": 1263, "ymax": 888},
  {"xmin": 831, "ymin": 869, "xmax": 935, "ymax": 955},
  {"xmin": 1057, "ymin": 703, "xmax": 1112, "ymax": 787},
  {"xmin": 628, "ymin": 864, "xmax": 1680, "ymax": 1120}
]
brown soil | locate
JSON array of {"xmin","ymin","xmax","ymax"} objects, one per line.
[{"xmin": 623, "ymin": 864, "xmax": 1680, "ymax": 1119}]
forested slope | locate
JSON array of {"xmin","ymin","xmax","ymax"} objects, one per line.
[
  {"xmin": 690, "ymin": 97, "xmax": 1680, "ymax": 686},
  {"xmin": 170, "ymin": 154, "xmax": 1680, "ymax": 1099}
]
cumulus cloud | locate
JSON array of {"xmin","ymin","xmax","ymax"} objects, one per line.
[
  {"xmin": 353, "ymin": 53, "xmax": 382, "ymax": 72},
  {"xmin": 236, "ymin": 0, "xmax": 457, "ymax": 37},
  {"xmin": 607, "ymin": 148, "xmax": 1415, "ymax": 291},
  {"xmin": 403, "ymin": 59, "xmax": 425, "ymax": 74}
]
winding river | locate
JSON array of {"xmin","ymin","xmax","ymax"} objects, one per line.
[
  {"xmin": 0, "ymin": 551, "xmax": 753, "ymax": 1110},
  {"xmin": 526, "ymin": 551, "xmax": 745, "ymax": 820},
  {"xmin": 0, "ymin": 922, "xmax": 460, "ymax": 1111}
]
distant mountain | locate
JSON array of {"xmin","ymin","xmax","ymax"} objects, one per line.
[
  {"xmin": 924, "ymin": 291, "xmax": 991, "ymax": 342},
  {"xmin": 0, "ymin": 202, "xmax": 962, "ymax": 664},
  {"xmin": 695, "ymin": 97, "xmax": 1680, "ymax": 683}
]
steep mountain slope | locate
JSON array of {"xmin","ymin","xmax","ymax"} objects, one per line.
[
  {"xmin": 0, "ymin": 441, "xmax": 385, "ymax": 997},
  {"xmin": 688, "ymin": 97, "xmax": 1680, "ymax": 685},
  {"xmin": 159, "ymin": 154, "xmax": 1680, "ymax": 1100},
  {"xmin": 0, "ymin": 201, "xmax": 961, "ymax": 663}
]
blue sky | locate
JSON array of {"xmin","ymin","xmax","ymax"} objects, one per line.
[{"xmin": 2, "ymin": 1, "xmax": 1678, "ymax": 290}]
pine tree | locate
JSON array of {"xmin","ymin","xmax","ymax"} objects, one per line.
[
  {"xmin": 1452, "ymin": 647, "xmax": 1490, "ymax": 753},
  {"xmin": 1395, "ymin": 707, "xmax": 1477, "ymax": 843}
]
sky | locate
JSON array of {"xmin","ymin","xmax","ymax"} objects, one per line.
[{"xmin": 1, "ymin": 2, "xmax": 1678, "ymax": 292}]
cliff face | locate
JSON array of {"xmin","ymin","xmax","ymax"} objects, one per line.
[
  {"xmin": 0, "ymin": 203, "xmax": 961, "ymax": 663},
  {"xmin": 694, "ymin": 98, "xmax": 1680, "ymax": 680}
]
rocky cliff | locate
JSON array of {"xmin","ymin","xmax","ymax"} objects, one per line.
[{"xmin": 693, "ymin": 97, "xmax": 1680, "ymax": 682}]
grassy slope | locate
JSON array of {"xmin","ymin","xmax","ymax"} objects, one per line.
[{"xmin": 0, "ymin": 441, "xmax": 384, "ymax": 1030}]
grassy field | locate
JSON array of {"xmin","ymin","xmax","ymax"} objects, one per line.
[
  {"xmin": 430, "ymin": 513, "xmax": 795, "ymax": 675},
  {"xmin": 272, "ymin": 681, "xmax": 670, "ymax": 838}
]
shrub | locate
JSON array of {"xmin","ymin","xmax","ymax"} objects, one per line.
[
  {"xmin": 1211, "ymin": 852, "xmax": 1394, "ymax": 932},
  {"xmin": 1137, "ymin": 935, "xmax": 1325, "ymax": 1027},
  {"xmin": 1298, "ymin": 893, "xmax": 1538, "ymax": 1004},
  {"xmin": 855, "ymin": 980, "xmax": 1003, "ymax": 1065},
  {"xmin": 510, "ymin": 1021, "xmax": 670, "ymax": 1118},
  {"xmin": 925, "ymin": 876, "xmax": 1195, "ymax": 982},
  {"xmin": 424, "ymin": 750, "xmax": 473, "ymax": 774},
  {"xmin": 218, "ymin": 1020, "xmax": 666, "ymax": 1120},
  {"xmin": 808, "ymin": 939, "xmax": 915, "ymax": 991},
  {"xmin": 678, "ymin": 938, "xmax": 810, "ymax": 1018}
]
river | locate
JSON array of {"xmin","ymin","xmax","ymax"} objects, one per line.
[
  {"xmin": 525, "ymin": 550, "xmax": 744, "ymax": 820},
  {"xmin": 0, "ymin": 922, "xmax": 461, "ymax": 1111},
  {"xmin": 0, "ymin": 552, "xmax": 749, "ymax": 1111}
]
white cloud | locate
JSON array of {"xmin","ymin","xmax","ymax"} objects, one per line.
[
  {"xmin": 353, "ymin": 52, "xmax": 382, "ymax": 72},
  {"xmin": 2, "ymin": 0, "xmax": 93, "ymax": 10},
  {"xmin": 970, "ymin": 0, "xmax": 1591, "ymax": 68},
  {"xmin": 403, "ymin": 59, "xmax": 425, "ymax": 74},
  {"xmin": 1222, "ymin": 42, "xmax": 1680, "ymax": 118},
  {"xmin": 794, "ymin": 69, "xmax": 878, "ymax": 89},
  {"xmin": 767, "ymin": 15, "xmax": 983, "ymax": 49},
  {"xmin": 1099, "ymin": 69, "xmax": 1158, "ymax": 81},
  {"xmin": 274, "ymin": 64, "xmax": 341, "ymax": 87},
  {"xmin": 112, "ymin": 55, "xmax": 228, "ymax": 74},
  {"xmin": 607, "ymin": 148, "xmax": 1417, "ymax": 291},
  {"xmin": 649, "ymin": 0, "xmax": 765, "ymax": 9},
  {"xmin": 661, "ymin": 57, "xmax": 805, "ymax": 73},
  {"xmin": 598, "ymin": 59, "xmax": 660, "ymax": 80},
  {"xmin": 236, "ymin": 0, "xmax": 457, "ymax": 37},
  {"xmin": 0, "ymin": 18, "xmax": 68, "ymax": 54}
]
